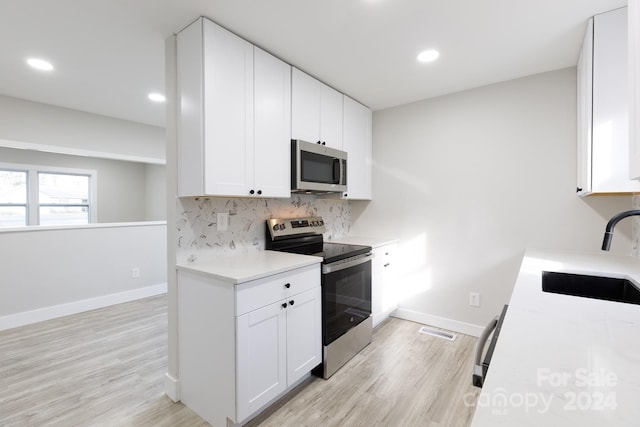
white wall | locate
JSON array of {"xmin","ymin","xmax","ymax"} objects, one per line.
[
  {"xmin": 0, "ymin": 222, "xmax": 167, "ymax": 330},
  {"xmin": 350, "ymin": 67, "xmax": 633, "ymax": 332},
  {"xmin": 145, "ymin": 164, "xmax": 168, "ymax": 221},
  {"xmin": 0, "ymin": 94, "xmax": 165, "ymax": 163}
]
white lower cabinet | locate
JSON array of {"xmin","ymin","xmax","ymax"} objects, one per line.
[
  {"xmin": 178, "ymin": 263, "xmax": 321, "ymax": 427},
  {"xmin": 371, "ymin": 243, "xmax": 398, "ymax": 327},
  {"xmin": 236, "ymin": 298, "xmax": 286, "ymax": 420},
  {"xmin": 236, "ymin": 286, "xmax": 321, "ymax": 421}
]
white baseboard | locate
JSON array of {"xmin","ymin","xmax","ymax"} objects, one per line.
[
  {"xmin": 164, "ymin": 372, "xmax": 181, "ymax": 402},
  {"xmin": 0, "ymin": 283, "xmax": 167, "ymax": 331},
  {"xmin": 392, "ymin": 308, "xmax": 484, "ymax": 337}
]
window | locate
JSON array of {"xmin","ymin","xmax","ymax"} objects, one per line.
[
  {"xmin": 39, "ymin": 172, "xmax": 91, "ymax": 225},
  {"xmin": 0, "ymin": 163, "xmax": 96, "ymax": 228},
  {"xmin": 0, "ymin": 170, "xmax": 28, "ymax": 227}
]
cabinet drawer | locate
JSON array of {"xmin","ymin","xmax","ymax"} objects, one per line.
[
  {"xmin": 373, "ymin": 245, "xmax": 395, "ymax": 267},
  {"xmin": 236, "ymin": 264, "xmax": 320, "ymax": 315}
]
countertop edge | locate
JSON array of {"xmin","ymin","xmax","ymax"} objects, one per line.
[
  {"xmin": 176, "ymin": 251, "xmax": 323, "ymax": 284},
  {"xmin": 330, "ymin": 235, "xmax": 399, "ymax": 248}
]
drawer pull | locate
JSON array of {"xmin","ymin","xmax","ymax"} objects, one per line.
[
  {"xmin": 281, "ymin": 303, "xmax": 288, "ymax": 309},
  {"xmin": 289, "ymin": 300, "xmax": 295, "ymax": 306},
  {"xmin": 284, "ymin": 283, "xmax": 291, "ymax": 289},
  {"xmin": 384, "ymin": 263, "xmax": 390, "ymax": 267}
]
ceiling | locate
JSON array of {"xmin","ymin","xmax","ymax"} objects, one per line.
[{"xmin": 0, "ymin": 0, "xmax": 628, "ymax": 128}]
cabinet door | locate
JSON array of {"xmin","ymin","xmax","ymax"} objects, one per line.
[
  {"xmin": 202, "ymin": 19, "xmax": 254, "ymax": 196},
  {"xmin": 285, "ymin": 287, "xmax": 322, "ymax": 385},
  {"xmin": 590, "ymin": 8, "xmax": 640, "ymax": 193},
  {"xmin": 342, "ymin": 96, "xmax": 373, "ymax": 200},
  {"xmin": 370, "ymin": 247, "xmax": 385, "ymax": 327},
  {"xmin": 380, "ymin": 244, "xmax": 398, "ymax": 317},
  {"xmin": 236, "ymin": 301, "xmax": 287, "ymax": 421},
  {"xmin": 253, "ymin": 47, "xmax": 291, "ymax": 198},
  {"xmin": 320, "ymin": 83, "xmax": 344, "ymax": 149},
  {"xmin": 576, "ymin": 18, "xmax": 593, "ymax": 195},
  {"xmin": 630, "ymin": 1, "xmax": 640, "ymax": 179},
  {"xmin": 371, "ymin": 243, "xmax": 398, "ymax": 327},
  {"xmin": 291, "ymin": 68, "xmax": 321, "ymax": 143},
  {"xmin": 177, "ymin": 18, "xmax": 205, "ymax": 197}
]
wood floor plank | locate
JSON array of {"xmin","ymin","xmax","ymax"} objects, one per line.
[{"xmin": 0, "ymin": 296, "xmax": 479, "ymax": 427}]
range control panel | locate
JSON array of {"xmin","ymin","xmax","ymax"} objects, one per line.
[{"xmin": 267, "ymin": 216, "xmax": 326, "ymax": 240}]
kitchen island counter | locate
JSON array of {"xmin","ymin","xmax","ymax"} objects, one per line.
[{"xmin": 471, "ymin": 249, "xmax": 640, "ymax": 426}]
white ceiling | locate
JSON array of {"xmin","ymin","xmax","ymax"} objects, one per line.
[{"xmin": 0, "ymin": 0, "xmax": 628, "ymax": 128}]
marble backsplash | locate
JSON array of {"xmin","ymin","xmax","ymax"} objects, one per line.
[{"xmin": 177, "ymin": 195, "xmax": 351, "ymax": 263}]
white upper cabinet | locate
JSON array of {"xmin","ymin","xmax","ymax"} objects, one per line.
[
  {"xmin": 576, "ymin": 18, "xmax": 593, "ymax": 194},
  {"xmin": 319, "ymin": 83, "xmax": 344, "ymax": 149},
  {"xmin": 177, "ymin": 18, "xmax": 291, "ymax": 197},
  {"xmin": 630, "ymin": 1, "xmax": 640, "ymax": 180},
  {"xmin": 253, "ymin": 47, "xmax": 292, "ymax": 198},
  {"xmin": 577, "ymin": 7, "xmax": 640, "ymax": 195},
  {"xmin": 342, "ymin": 96, "xmax": 372, "ymax": 200},
  {"xmin": 291, "ymin": 68, "xmax": 343, "ymax": 149}
]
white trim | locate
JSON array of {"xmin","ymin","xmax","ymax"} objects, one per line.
[
  {"xmin": 392, "ymin": 307, "xmax": 485, "ymax": 337},
  {"xmin": 164, "ymin": 373, "xmax": 181, "ymax": 402},
  {"xmin": 0, "ymin": 283, "xmax": 167, "ymax": 331},
  {"xmin": 0, "ymin": 139, "xmax": 165, "ymax": 165},
  {"xmin": 0, "ymin": 220, "xmax": 166, "ymax": 234}
]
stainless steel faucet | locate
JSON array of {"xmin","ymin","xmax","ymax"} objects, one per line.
[{"xmin": 602, "ymin": 210, "xmax": 640, "ymax": 251}]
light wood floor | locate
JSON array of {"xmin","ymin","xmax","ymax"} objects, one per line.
[{"xmin": 0, "ymin": 295, "xmax": 480, "ymax": 426}]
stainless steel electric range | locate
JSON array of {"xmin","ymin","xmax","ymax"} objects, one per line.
[{"xmin": 266, "ymin": 216, "xmax": 373, "ymax": 379}]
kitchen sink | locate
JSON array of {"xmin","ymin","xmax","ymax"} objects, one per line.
[{"xmin": 542, "ymin": 271, "xmax": 640, "ymax": 305}]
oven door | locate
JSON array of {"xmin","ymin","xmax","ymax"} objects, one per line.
[{"xmin": 321, "ymin": 254, "xmax": 373, "ymax": 346}]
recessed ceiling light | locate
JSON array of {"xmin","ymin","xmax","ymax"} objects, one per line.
[
  {"xmin": 27, "ymin": 58, "xmax": 54, "ymax": 71},
  {"xmin": 417, "ymin": 50, "xmax": 439, "ymax": 63},
  {"xmin": 148, "ymin": 93, "xmax": 166, "ymax": 102}
]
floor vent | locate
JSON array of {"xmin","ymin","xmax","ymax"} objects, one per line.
[{"xmin": 419, "ymin": 326, "xmax": 456, "ymax": 341}]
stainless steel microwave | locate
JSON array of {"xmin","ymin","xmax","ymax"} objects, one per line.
[{"xmin": 291, "ymin": 139, "xmax": 347, "ymax": 194}]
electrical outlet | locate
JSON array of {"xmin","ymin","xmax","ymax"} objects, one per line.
[
  {"xmin": 217, "ymin": 212, "xmax": 229, "ymax": 231},
  {"xmin": 132, "ymin": 267, "xmax": 140, "ymax": 279},
  {"xmin": 469, "ymin": 292, "xmax": 481, "ymax": 307}
]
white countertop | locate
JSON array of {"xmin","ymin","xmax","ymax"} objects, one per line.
[
  {"xmin": 330, "ymin": 236, "xmax": 398, "ymax": 249},
  {"xmin": 471, "ymin": 249, "xmax": 640, "ymax": 426},
  {"xmin": 176, "ymin": 250, "xmax": 322, "ymax": 284}
]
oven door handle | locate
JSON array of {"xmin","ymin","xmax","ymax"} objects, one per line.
[
  {"xmin": 472, "ymin": 314, "xmax": 499, "ymax": 388},
  {"xmin": 322, "ymin": 253, "xmax": 374, "ymax": 274}
]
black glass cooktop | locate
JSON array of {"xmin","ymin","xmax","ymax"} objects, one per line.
[
  {"xmin": 315, "ymin": 242, "xmax": 371, "ymax": 264},
  {"xmin": 269, "ymin": 238, "xmax": 370, "ymax": 264}
]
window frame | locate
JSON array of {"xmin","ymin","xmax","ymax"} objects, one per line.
[
  {"xmin": 0, "ymin": 168, "xmax": 29, "ymax": 227},
  {"xmin": 0, "ymin": 162, "xmax": 97, "ymax": 227}
]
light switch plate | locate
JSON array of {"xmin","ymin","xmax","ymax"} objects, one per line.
[
  {"xmin": 217, "ymin": 212, "xmax": 229, "ymax": 231},
  {"xmin": 469, "ymin": 292, "xmax": 481, "ymax": 307}
]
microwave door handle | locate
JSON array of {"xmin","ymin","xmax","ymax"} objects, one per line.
[{"xmin": 333, "ymin": 158, "xmax": 341, "ymax": 184}]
